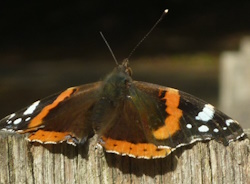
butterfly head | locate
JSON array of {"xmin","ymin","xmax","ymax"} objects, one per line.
[
  {"xmin": 101, "ymin": 59, "xmax": 133, "ymax": 102},
  {"xmin": 116, "ymin": 59, "xmax": 132, "ymax": 76}
]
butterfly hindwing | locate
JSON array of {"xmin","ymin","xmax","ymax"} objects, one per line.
[{"xmin": 0, "ymin": 82, "xmax": 101, "ymax": 145}]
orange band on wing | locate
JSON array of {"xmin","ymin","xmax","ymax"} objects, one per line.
[
  {"xmin": 28, "ymin": 87, "xmax": 77, "ymax": 129},
  {"xmin": 100, "ymin": 136, "xmax": 171, "ymax": 159},
  {"xmin": 153, "ymin": 89, "xmax": 182, "ymax": 140},
  {"xmin": 28, "ymin": 130, "xmax": 71, "ymax": 143}
]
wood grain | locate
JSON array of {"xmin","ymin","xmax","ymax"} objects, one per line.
[{"xmin": 0, "ymin": 130, "xmax": 249, "ymax": 184}]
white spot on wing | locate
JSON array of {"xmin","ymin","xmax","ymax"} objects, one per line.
[
  {"xmin": 13, "ymin": 118, "xmax": 22, "ymax": 125},
  {"xmin": 8, "ymin": 113, "xmax": 16, "ymax": 119},
  {"xmin": 28, "ymin": 139, "xmax": 43, "ymax": 144},
  {"xmin": 66, "ymin": 141, "xmax": 77, "ymax": 146},
  {"xmin": 25, "ymin": 117, "xmax": 31, "ymax": 122},
  {"xmin": 44, "ymin": 141, "xmax": 58, "ymax": 145},
  {"xmin": 198, "ymin": 125, "xmax": 209, "ymax": 132},
  {"xmin": 158, "ymin": 145, "xmax": 172, "ymax": 149},
  {"xmin": 213, "ymin": 128, "xmax": 219, "ymax": 133},
  {"xmin": 186, "ymin": 124, "xmax": 192, "ymax": 129},
  {"xmin": 7, "ymin": 120, "xmax": 12, "ymax": 124},
  {"xmin": 225, "ymin": 119, "xmax": 234, "ymax": 126},
  {"xmin": 23, "ymin": 100, "xmax": 40, "ymax": 115},
  {"xmin": 236, "ymin": 133, "xmax": 245, "ymax": 140},
  {"xmin": 195, "ymin": 104, "xmax": 215, "ymax": 122},
  {"xmin": 1, "ymin": 128, "xmax": 15, "ymax": 132}
]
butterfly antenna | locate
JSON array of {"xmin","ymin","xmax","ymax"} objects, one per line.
[
  {"xmin": 100, "ymin": 31, "xmax": 119, "ymax": 66},
  {"xmin": 127, "ymin": 9, "xmax": 169, "ymax": 60}
]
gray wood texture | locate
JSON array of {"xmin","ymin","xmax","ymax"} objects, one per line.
[{"xmin": 0, "ymin": 130, "xmax": 249, "ymax": 184}]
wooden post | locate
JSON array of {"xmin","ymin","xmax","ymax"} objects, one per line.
[
  {"xmin": 0, "ymin": 130, "xmax": 249, "ymax": 184},
  {"xmin": 219, "ymin": 37, "xmax": 250, "ymax": 129}
]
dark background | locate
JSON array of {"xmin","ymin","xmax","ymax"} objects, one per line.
[
  {"xmin": 1, "ymin": 1, "xmax": 250, "ymax": 61},
  {"xmin": 0, "ymin": 1, "xmax": 250, "ymax": 128}
]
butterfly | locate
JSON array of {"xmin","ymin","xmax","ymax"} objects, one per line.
[
  {"xmin": 0, "ymin": 9, "xmax": 245, "ymax": 159},
  {"xmin": 0, "ymin": 58, "xmax": 245, "ymax": 159}
]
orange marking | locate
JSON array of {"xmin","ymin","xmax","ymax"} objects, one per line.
[
  {"xmin": 100, "ymin": 137, "xmax": 171, "ymax": 159},
  {"xmin": 28, "ymin": 130, "xmax": 71, "ymax": 143},
  {"xmin": 153, "ymin": 89, "xmax": 182, "ymax": 140},
  {"xmin": 28, "ymin": 87, "xmax": 77, "ymax": 129}
]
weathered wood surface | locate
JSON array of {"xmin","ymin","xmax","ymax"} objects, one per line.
[
  {"xmin": 0, "ymin": 130, "xmax": 249, "ymax": 184},
  {"xmin": 219, "ymin": 37, "xmax": 250, "ymax": 129}
]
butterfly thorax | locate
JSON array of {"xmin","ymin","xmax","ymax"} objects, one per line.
[{"xmin": 92, "ymin": 60, "xmax": 134, "ymax": 132}]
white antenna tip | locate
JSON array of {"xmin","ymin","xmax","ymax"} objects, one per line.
[{"xmin": 164, "ymin": 9, "xmax": 169, "ymax": 14}]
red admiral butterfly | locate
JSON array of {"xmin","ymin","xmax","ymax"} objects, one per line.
[{"xmin": 0, "ymin": 9, "xmax": 245, "ymax": 159}]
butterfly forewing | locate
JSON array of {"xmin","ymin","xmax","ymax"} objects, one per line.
[
  {"xmin": 178, "ymin": 90, "xmax": 244, "ymax": 145},
  {"xmin": 0, "ymin": 82, "xmax": 101, "ymax": 145}
]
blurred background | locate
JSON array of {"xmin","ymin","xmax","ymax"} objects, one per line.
[{"xmin": 0, "ymin": 1, "xmax": 249, "ymax": 128}]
